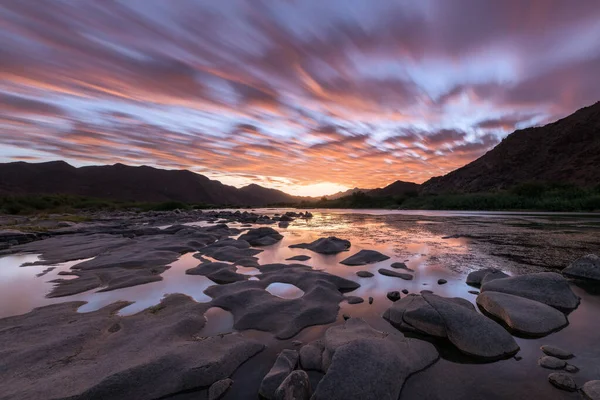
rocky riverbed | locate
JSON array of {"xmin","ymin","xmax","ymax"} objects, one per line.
[{"xmin": 1, "ymin": 209, "xmax": 600, "ymax": 400}]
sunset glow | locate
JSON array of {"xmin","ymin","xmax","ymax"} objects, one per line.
[{"xmin": 1, "ymin": 1, "xmax": 599, "ymax": 196}]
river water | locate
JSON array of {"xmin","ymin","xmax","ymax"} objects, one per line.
[{"xmin": 1, "ymin": 209, "xmax": 599, "ymax": 399}]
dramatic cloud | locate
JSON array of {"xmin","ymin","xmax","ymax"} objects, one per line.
[{"xmin": 0, "ymin": 0, "xmax": 598, "ymax": 195}]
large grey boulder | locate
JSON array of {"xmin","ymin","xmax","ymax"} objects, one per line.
[
  {"xmin": 422, "ymin": 293, "xmax": 519, "ymax": 360},
  {"xmin": 311, "ymin": 318, "xmax": 438, "ymax": 400},
  {"xmin": 583, "ymin": 381, "xmax": 600, "ymax": 400},
  {"xmin": 289, "ymin": 237, "xmax": 351, "ymax": 254},
  {"xmin": 481, "ymin": 272, "xmax": 580, "ymax": 311},
  {"xmin": 476, "ymin": 292, "xmax": 568, "ymax": 336},
  {"xmin": 238, "ymin": 227, "xmax": 283, "ymax": 246},
  {"xmin": 341, "ymin": 250, "xmax": 390, "ymax": 266},
  {"xmin": 259, "ymin": 350, "xmax": 299, "ymax": 399},
  {"xmin": 563, "ymin": 254, "xmax": 600, "ymax": 283},
  {"xmin": 273, "ymin": 370, "xmax": 311, "ymax": 400}
]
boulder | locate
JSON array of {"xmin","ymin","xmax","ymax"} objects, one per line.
[
  {"xmin": 391, "ymin": 262, "xmax": 413, "ymax": 271},
  {"xmin": 346, "ymin": 296, "xmax": 364, "ymax": 304},
  {"xmin": 466, "ymin": 268, "xmax": 502, "ymax": 287},
  {"xmin": 481, "ymin": 270, "xmax": 510, "ymax": 285},
  {"xmin": 259, "ymin": 350, "xmax": 299, "ymax": 399},
  {"xmin": 538, "ymin": 356, "xmax": 567, "ymax": 370},
  {"xmin": 286, "ymin": 255, "xmax": 311, "ymax": 261},
  {"xmin": 278, "ymin": 221, "xmax": 290, "ymax": 228},
  {"xmin": 341, "ymin": 250, "xmax": 390, "ymax": 266},
  {"xmin": 583, "ymin": 381, "xmax": 600, "ymax": 400},
  {"xmin": 476, "ymin": 292, "xmax": 568, "ymax": 336},
  {"xmin": 299, "ymin": 341, "xmax": 324, "ymax": 370},
  {"xmin": 208, "ymin": 378, "xmax": 233, "ymax": 400},
  {"xmin": 437, "ymin": 279, "xmax": 447, "ymax": 285},
  {"xmin": 311, "ymin": 319, "xmax": 438, "ymax": 400},
  {"xmin": 289, "ymin": 237, "xmax": 351, "ymax": 254},
  {"xmin": 563, "ymin": 254, "xmax": 600, "ymax": 283},
  {"xmin": 238, "ymin": 227, "xmax": 283, "ymax": 246},
  {"xmin": 481, "ymin": 272, "xmax": 580, "ymax": 311},
  {"xmin": 356, "ymin": 271, "xmax": 374, "ymax": 278},
  {"xmin": 387, "ymin": 291, "xmax": 401, "ymax": 302},
  {"xmin": 378, "ymin": 268, "xmax": 413, "ymax": 280},
  {"xmin": 548, "ymin": 373, "xmax": 577, "ymax": 392},
  {"xmin": 540, "ymin": 345, "xmax": 574, "ymax": 360},
  {"xmin": 273, "ymin": 370, "xmax": 311, "ymax": 400}
]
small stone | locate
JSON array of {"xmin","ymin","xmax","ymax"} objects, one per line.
[
  {"xmin": 541, "ymin": 345, "xmax": 574, "ymax": 360},
  {"xmin": 548, "ymin": 373, "xmax": 577, "ymax": 392},
  {"xmin": 514, "ymin": 355, "xmax": 522, "ymax": 361},
  {"xmin": 468, "ymin": 290, "xmax": 480, "ymax": 295},
  {"xmin": 538, "ymin": 356, "xmax": 567, "ymax": 370},
  {"xmin": 346, "ymin": 296, "xmax": 364, "ymax": 304},
  {"xmin": 356, "ymin": 271, "xmax": 374, "ymax": 278},
  {"xmin": 437, "ymin": 279, "xmax": 447, "ymax": 285},
  {"xmin": 387, "ymin": 291, "xmax": 401, "ymax": 302},
  {"xmin": 401, "ymin": 289, "xmax": 409, "ymax": 294},
  {"xmin": 342, "ymin": 314, "xmax": 350, "ymax": 321},
  {"xmin": 582, "ymin": 380, "xmax": 600, "ymax": 400},
  {"xmin": 368, "ymin": 296, "xmax": 373, "ymax": 304},
  {"xmin": 292, "ymin": 340, "xmax": 303, "ymax": 347},
  {"xmin": 565, "ymin": 364, "xmax": 579, "ymax": 373},
  {"xmin": 209, "ymin": 378, "xmax": 234, "ymax": 400}
]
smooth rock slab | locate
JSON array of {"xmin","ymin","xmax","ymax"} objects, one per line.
[
  {"xmin": 481, "ymin": 272, "xmax": 580, "ymax": 311},
  {"xmin": 563, "ymin": 254, "xmax": 600, "ymax": 283},
  {"xmin": 541, "ymin": 345, "xmax": 574, "ymax": 359},
  {"xmin": 476, "ymin": 292, "xmax": 568, "ymax": 336},
  {"xmin": 391, "ymin": 262, "xmax": 413, "ymax": 271},
  {"xmin": 238, "ymin": 227, "xmax": 283, "ymax": 246},
  {"xmin": 548, "ymin": 373, "xmax": 577, "ymax": 392},
  {"xmin": 208, "ymin": 378, "xmax": 234, "ymax": 400},
  {"xmin": 289, "ymin": 237, "xmax": 351, "ymax": 254},
  {"xmin": 273, "ymin": 370, "xmax": 311, "ymax": 400},
  {"xmin": 259, "ymin": 349, "xmax": 299, "ymax": 400},
  {"xmin": 346, "ymin": 296, "xmax": 364, "ymax": 304},
  {"xmin": 539, "ymin": 356, "xmax": 567, "ymax": 370},
  {"xmin": 341, "ymin": 250, "xmax": 390, "ymax": 266},
  {"xmin": 378, "ymin": 268, "xmax": 413, "ymax": 280},
  {"xmin": 583, "ymin": 381, "xmax": 600, "ymax": 400},
  {"xmin": 286, "ymin": 255, "xmax": 311, "ymax": 261}
]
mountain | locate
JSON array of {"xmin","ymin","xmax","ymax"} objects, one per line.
[
  {"xmin": 325, "ymin": 187, "xmax": 372, "ymax": 200},
  {"xmin": 369, "ymin": 180, "xmax": 420, "ymax": 197},
  {"xmin": 422, "ymin": 102, "xmax": 600, "ymax": 193},
  {"xmin": 0, "ymin": 161, "xmax": 300, "ymax": 206}
]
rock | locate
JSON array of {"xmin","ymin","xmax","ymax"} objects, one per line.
[
  {"xmin": 514, "ymin": 355, "xmax": 522, "ymax": 361},
  {"xmin": 206, "ymin": 264, "xmax": 360, "ymax": 339},
  {"xmin": 565, "ymin": 364, "xmax": 579, "ymax": 373},
  {"xmin": 286, "ymin": 255, "xmax": 311, "ymax": 261},
  {"xmin": 481, "ymin": 272, "xmax": 580, "ymax": 311},
  {"xmin": 341, "ymin": 250, "xmax": 390, "ymax": 266},
  {"xmin": 563, "ymin": 254, "xmax": 600, "ymax": 283},
  {"xmin": 238, "ymin": 227, "xmax": 283, "ymax": 246},
  {"xmin": 346, "ymin": 296, "xmax": 364, "ymax": 304},
  {"xmin": 541, "ymin": 345, "xmax": 574, "ymax": 359},
  {"xmin": 186, "ymin": 262, "xmax": 247, "ymax": 284},
  {"xmin": 437, "ymin": 279, "xmax": 447, "ymax": 285},
  {"xmin": 311, "ymin": 319, "xmax": 438, "ymax": 400},
  {"xmin": 259, "ymin": 350, "xmax": 299, "ymax": 400},
  {"xmin": 402, "ymin": 289, "xmax": 409, "ymax": 294},
  {"xmin": 292, "ymin": 340, "xmax": 303, "ymax": 347},
  {"xmin": 273, "ymin": 370, "xmax": 311, "ymax": 400},
  {"xmin": 481, "ymin": 270, "xmax": 510, "ymax": 285},
  {"xmin": 466, "ymin": 268, "xmax": 502, "ymax": 287},
  {"xmin": 278, "ymin": 221, "xmax": 290, "ymax": 228},
  {"xmin": 356, "ymin": 270, "xmax": 374, "ymax": 278},
  {"xmin": 208, "ymin": 378, "xmax": 234, "ymax": 400},
  {"xmin": 391, "ymin": 262, "xmax": 414, "ymax": 271},
  {"xmin": 548, "ymin": 373, "xmax": 577, "ymax": 392},
  {"xmin": 0, "ymin": 295, "xmax": 264, "ymax": 400},
  {"xmin": 199, "ymin": 245, "xmax": 262, "ymax": 263},
  {"xmin": 289, "ymin": 237, "xmax": 351, "ymax": 254},
  {"xmin": 387, "ymin": 291, "xmax": 401, "ymax": 302},
  {"xmin": 299, "ymin": 341, "xmax": 325, "ymax": 370},
  {"xmin": 279, "ymin": 214, "xmax": 294, "ymax": 222},
  {"xmin": 538, "ymin": 356, "xmax": 567, "ymax": 370},
  {"xmin": 383, "ymin": 294, "xmax": 446, "ymax": 337},
  {"xmin": 368, "ymin": 296, "xmax": 373, "ymax": 304},
  {"xmin": 468, "ymin": 290, "xmax": 480, "ymax": 295},
  {"xmin": 582, "ymin": 381, "xmax": 600, "ymax": 400},
  {"xmin": 378, "ymin": 268, "xmax": 413, "ymax": 280},
  {"xmin": 342, "ymin": 314, "xmax": 350, "ymax": 321},
  {"xmin": 476, "ymin": 292, "xmax": 568, "ymax": 336}
]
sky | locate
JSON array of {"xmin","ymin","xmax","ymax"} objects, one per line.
[{"xmin": 0, "ymin": 1, "xmax": 599, "ymax": 196}]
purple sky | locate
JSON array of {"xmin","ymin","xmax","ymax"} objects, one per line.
[{"xmin": 1, "ymin": 0, "xmax": 599, "ymax": 195}]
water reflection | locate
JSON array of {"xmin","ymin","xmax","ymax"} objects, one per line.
[{"xmin": 265, "ymin": 283, "xmax": 305, "ymax": 299}]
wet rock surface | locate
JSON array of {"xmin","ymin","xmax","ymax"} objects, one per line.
[
  {"xmin": 208, "ymin": 378, "xmax": 234, "ymax": 400},
  {"xmin": 538, "ymin": 356, "xmax": 567, "ymax": 369},
  {"xmin": 356, "ymin": 270, "xmax": 374, "ymax": 278},
  {"xmin": 259, "ymin": 349, "xmax": 299, "ymax": 399},
  {"xmin": 583, "ymin": 380, "xmax": 600, "ymax": 400},
  {"xmin": 186, "ymin": 261, "xmax": 248, "ymax": 284},
  {"xmin": 0, "ymin": 294, "xmax": 264, "ymax": 400},
  {"xmin": 541, "ymin": 345, "xmax": 574, "ymax": 359},
  {"xmin": 289, "ymin": 237, "xmax": 351, "ymax": 254},
  {"xmin": 378, "ymin": 268, "xmax": 413, "ymax": 280},
  {"xmin": 476, "ymin": 291, "xmax": 568, "ymax": 336},
  {"xmin": 548, "ymin": 373, "xmax": 577, "ymax": 392},
  {"xmin": 273, "ymin": 370, "xmax": 312, "ymax": 400},
  {"xmin": 563, "ymin": 254, "xmax": 600, "ymax": 283},
  {"xmin": 340, "ymin": 249, "xmax": 390, "ymax": 266},
  {"xmin": 285, "ymin": 255, "xmax": 311, "ymax": 261}
]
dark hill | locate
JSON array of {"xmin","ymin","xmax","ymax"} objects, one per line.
[
  {"xmin": 422, "ymin": 102, "xmax": 600, "ymax": 193},
  {"xmin": 369, "ymin": 180, "xmax": 420, "ymax": 197},
  {"xmin": 0, "ymin": 161, "xmax": 300, "ymax": 206}
]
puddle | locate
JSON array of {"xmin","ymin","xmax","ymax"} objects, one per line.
[{"xmin": 265, "ymin": 282, "xmax": 305, "ymax": 299}]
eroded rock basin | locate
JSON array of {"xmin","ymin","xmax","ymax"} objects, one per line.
[{"xmin": 1, "ymin": 209, "xmax": 600, "ymax": 400}]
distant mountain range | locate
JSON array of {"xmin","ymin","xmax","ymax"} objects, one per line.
[
  {"xmin": 422, "ymin": 101, "xmax": 600, "ymax": 193},
  {"xmin": 1, "ymin": 102, "xmax": 598, "ymax": 205},
  {"xmin": 0, "ymin": 161, "xmax": 300, "ymax": 206}
]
